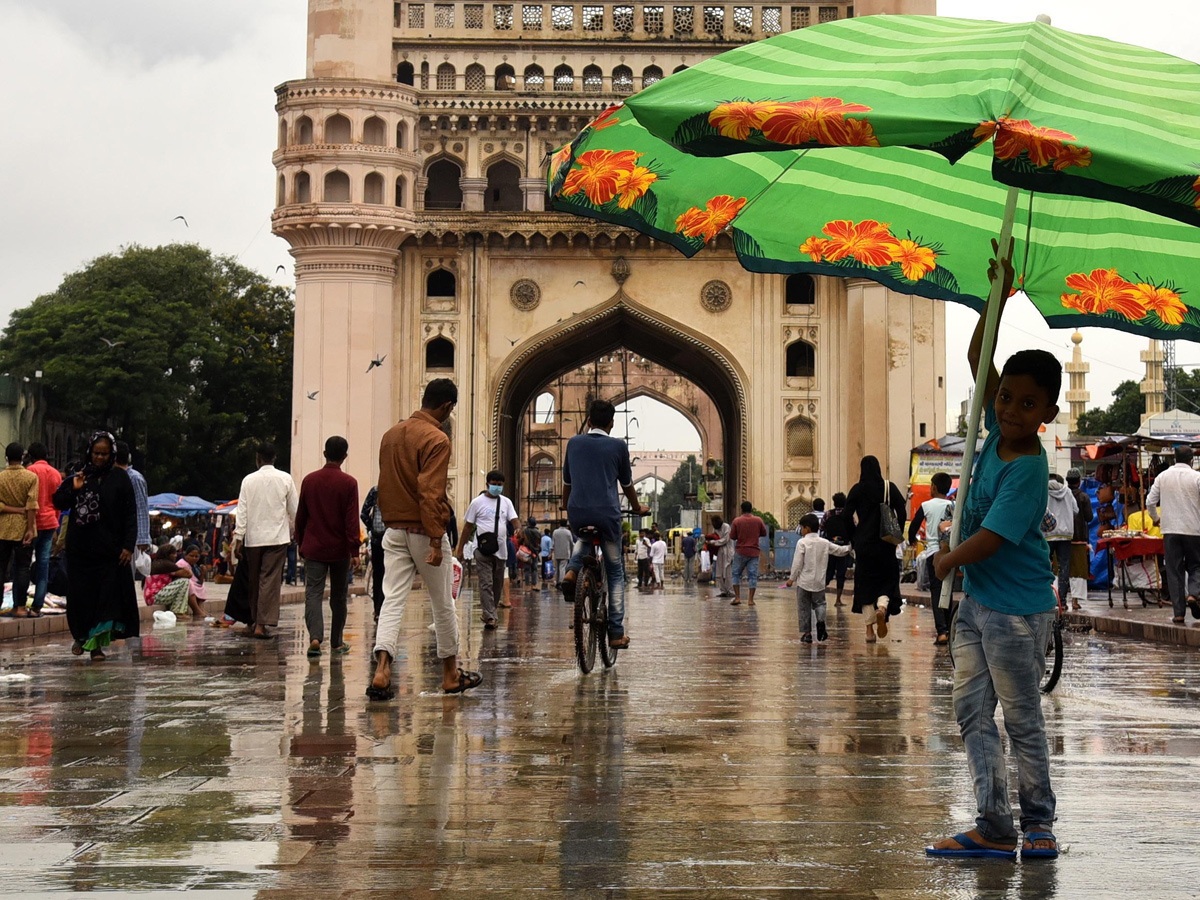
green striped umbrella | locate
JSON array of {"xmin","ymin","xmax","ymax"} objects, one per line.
[{"xmin": 546, "ymin": 14, "xmax": 1200, "ymax": 607}]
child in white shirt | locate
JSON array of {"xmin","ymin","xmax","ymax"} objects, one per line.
[
  {"xmin": 650, "ymin": 534, "xmax": 668, "ymax": 587},
  {"xmin": 786, "ymin": 513, "xmax": 852, "ymax": 642}
]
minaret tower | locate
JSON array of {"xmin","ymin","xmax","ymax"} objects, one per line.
[
  {"xmin": 272, "ymin": 0, "xmax": 417, "ymax": 488},
  {"xmin": 1064, "ymin": 330, "xmax": 1089, "ymax": 433},
  {"xmin": 1141, "ymin": 339, "xmax": 1166, "ymax": 422}
]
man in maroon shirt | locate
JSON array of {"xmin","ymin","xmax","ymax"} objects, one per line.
[
  {"xmin": 295, "ymin": 436, "xmax": 360, "ymax": 657},
  {"xmin": 729, "ymin": 501, "xmax": 767, "ymax": 607}
]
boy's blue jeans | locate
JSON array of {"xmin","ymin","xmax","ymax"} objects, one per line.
[
  {"xmin": 565, "ymin": 537, "xmax": 626, "ymax": 638},
  {"xmin": 31, "ymin": 529, "xmax": 55, "ymax": 612},
  {"xmin": 952, "ymin": 594, "xmax": 1056, "ymax": 842}
]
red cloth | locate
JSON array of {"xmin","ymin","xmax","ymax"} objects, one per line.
[
  {"xmin": 730, "ymin": 514, "xmax": 767, "ymax": 558},
  {"xmin": 1096, "ymin": 535, "xmax": 1163, "ymax": 562},
  {"xmin": 295, "ymin": 463, "xmax": 361, "ymax": 562},
  {"xmin": 27, "ymin": 460, "xmax": 61, "ymax": 532}
]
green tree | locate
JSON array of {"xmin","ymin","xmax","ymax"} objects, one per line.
[
  {"xmin": 1075, "ymin": 379, "xmax": 1143, "ymax": 436},
  {"xmin": 656, "ymin": 454, "xmax": 704, "ymax": 529},
  {"xmin": 0, "ymin": 244, "xmax": 293, "ymax": 498}
]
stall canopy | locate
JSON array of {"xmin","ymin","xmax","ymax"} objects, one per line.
[{"xmin": 147, "ymin": 494, "xmax": 217, "ymax": 515}]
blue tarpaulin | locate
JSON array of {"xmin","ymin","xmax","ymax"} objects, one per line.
[{"xmin": 147, "ymin": 494, "xmax": 217, "ymax": 515}]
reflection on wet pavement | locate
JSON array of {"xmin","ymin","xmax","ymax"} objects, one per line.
[{"xmin": 2, "ymin": 579, "xmax": 1200, "ymax": 897}]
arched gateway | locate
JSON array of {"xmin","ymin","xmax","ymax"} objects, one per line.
[{"xmin": 273, "ymin": 0, "xmax": 944, "ymax": 525}]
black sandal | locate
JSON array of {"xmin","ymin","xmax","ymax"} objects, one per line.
[
  {"xmin": 70, "ymin": 640, "xmax": 84, "ymax": 656},
  {"xmin": 365, "ymin": 683, "xmax": 394, "ymax": 701},
  {"xmin": 444, "ymin": 668, "xmax": 482, "ymax": 694},
  {"xmin": 1188, "ymin": 596, "xmax": 1200, "ymax": 620}
]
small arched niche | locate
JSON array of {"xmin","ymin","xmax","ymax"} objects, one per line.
[
  {"xmin": 295, "ymin": 116, "xmax": 313, "ymax": 144},
  {"xmin": 582, "ymin": 65, "xmax": 603, "ymax": 92},
  {"xmin": 642, "ymin": 65, "xmax": 663, "ymax": 86},
  {"xmin": 785, "ymin": 339, "xmax": 816, "ymax": 378},
  {"xmin": 785, "ymin": 496, "xmax": 813, "ymax": 530},
  {"xmin": 323, "ymin": 170, "xmax": 351, "ymax": 202},
  {"xmin": 612, "ymin": 65, "xmax": 633, "ymax": 93},
  {"xmin": 426, "ymin": 268, "xmax": 456, "ymax": 298},
  {"xmin": 364, "ymin": 172, "xmax": 385, "ymax": 204},
  {"xmin": 324, "ymin": 114, "xmax": 351, "ymax": 144},
  {"xmin": 785, "ymin": 274, "xmax": 816, "ymax": 306},
  {"xmin": 395, "ymin": 121, "xmax": 407, "ymax": 148},
  {"xmin": 425, "ymin": 336, "xmax": 455, "ymax": 370},
  {"xmin": 786, "ymin": 416, "xmax": 815, "ymax": 461},
  {"xmin": 424, "ymin": 159, "xmax": 463, "ymax": 210},
  {"xmin": 524, "ymin": 64, "xmax": 544, "ymax": 91},
  {"xmin": 294, "ymin": 171, "xmax": 311, "ymax": 203},
  {"xmin": 494, "ymin": 63, "xmax": 515, "ymax": 90},
  {"xmin": 465, "ymin": 64, "xmax": 486, "ymax": 91},
  {"xmin": 276, "ymin": 174, "xmax": 285, "ymax": 204},
  {"xmin": 395, "ymin": 176, "xmax": 407, "ymax": 207},
  {"xmin": 485, "ymin": 160, "xmax": 523, "ymax": 212},
  {"xmin": 363, "ymin": 116, "xmax": 387, "ymax": 146},
  {"xmin": 397, "ymin": 61, "xmax": 414, "ymax": 85},
  {"xmin": 278, "ymin": 119, "xmax": 288, "ymax": 148}
]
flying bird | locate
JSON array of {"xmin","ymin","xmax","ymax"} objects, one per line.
[
  {"xmin": 99, "ymin": 338, "xmax": 125, "ymax": 348},
  {"xmin": 574, "ymin": 280, "xmax": 585, "ymax": 287},
  {"xmin": 306, "ymin": 390, "xmax": 319, "ymax": 400},
  {"xmin": 366, "ymin": 354, "xmax": 387, "ymax": 373},
  {"xmin": 508, "ymin": 337, "xmax": 519, "ymax": 346},
  {"xmin": 172, "ymin": 216, "xmax": 188, "ymax": 228},
  {"xmin": 276, "ymin": 265, "xmax": 286, "ymax": 274}
]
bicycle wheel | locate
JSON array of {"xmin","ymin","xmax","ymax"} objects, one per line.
[
  {"xmin": 598, "ymin": 591, "xmax": 617, "ymax": 668},
  {"xmin": 1040, "ymin": 619, "xmax": 1064, "ymax": 694},
  {"xmin": 574, "ymin": 564, "xmax": 600, "ymax": 673}
]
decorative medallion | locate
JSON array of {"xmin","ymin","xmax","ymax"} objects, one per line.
[
  {"xmin": 700, "ymin": 279, "xmax": 732, "ymax": 313},
  {"xmin": 510, "ymin": 278, "xmax": 541, "ymax": 311},
  {"xmin": 483, "ymin": 143, "xmax": 494, "ymax": 153},
  {"xmin": 514, "ymin": 143, "xmax": 523, "ymax": 153},
  {"xmin": 453, "ymin": 142, "xmax": 464, "ymax": 153}
]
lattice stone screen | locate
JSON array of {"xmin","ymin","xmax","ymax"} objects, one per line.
[
  {"xmin": 552, "ymin": 5, "xmax": 574, "ymax": 29},
  {"xmin": 465, "ymin": 4, "xmax": 483, "ymax": 28},
  {"xmin": 436, "ymin": 63, "xmax": 456, "ymax": 90},
  {"xmin": 733, "ymin": 6, "xmax": 753, "ymax": 33},
  {"xmin": 644, "ymin": 6, "xmax": 664, "ymax": 33},
  {"xmin": 523, "ymin": 4, "xmax": 543, "ymax": 29},
  {"xmin": 613, "ymin": 66, "xmax": 633, "ymax": 91},
  {"xmin": 583, "ymin": 5, "xmax": 605, "ymax": 29},
  {"xmin": 495, "ymin": 4, "xmax": 514, "ymax": 28},
  {"xmin": 433, "ymin": 3, "xmax": 454, "ymax": 27},
  {"xmin": 786, "ymin": 497, "xmax": 813, "ymax": 529},
  {"xmin": 791, "ymin": 6, "xmax": 809, "ymax": 28},
  {"xmin": 614, "ymin": 5, "xmax": 634, "ymax": 31},
  {"xmin": 465, "ymin": 64, "xmax": 486, "ymax": 90},
  {"xmin": 408, "ymin": 3, "xmax": 424, "ymax": 28},
  {"xmin": 674, "ymin": 5, "xmax": 694, "ymax": 35},
  {"xmin": 762, "ymin": 6, "xmax": 782, "ymax": 32},
  {"xmin": 787, "ymin": 418, "xmax": 815, "ymax": 458},
  {"xmin": 703, "ymin": 6, "xmax": 724, "ymax": 34},
  {"xmin": 819, "ymin": 6, "xmax": 838, "ymax": 23}
]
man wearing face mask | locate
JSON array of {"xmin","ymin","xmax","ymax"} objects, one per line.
[
  {"xmin": 370, "ymin": 379, "xmax": 482, "ymax": 698},
  {"xmin": 456, "ymin": 470, "xmax": 520, "ymax": 628}
]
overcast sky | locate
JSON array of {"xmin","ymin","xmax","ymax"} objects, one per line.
[{"xmin": 1, "ymin": 1, "xmax": 1197, "ymax": 453}]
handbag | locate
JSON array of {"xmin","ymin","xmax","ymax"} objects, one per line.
[
  {"xmin": 476, "ymin": 495, "xmax": 502, "ymax": 556},
  {"xmin": 879, "ymin": 481, "xmax": 904, "ymax": 546}
]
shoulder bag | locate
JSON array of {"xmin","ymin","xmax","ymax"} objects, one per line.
[{"xmin": 879, "ymin": 481, "xmax": 904, "ymax": 546}]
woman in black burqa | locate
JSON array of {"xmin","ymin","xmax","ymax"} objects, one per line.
[
  {"xmin": 53, "ymin": 431, "xmax": 139, "ymax": 659},
  {"xmin": 845, "ymin": 455, "xmax": 908, "ymax": 643}
]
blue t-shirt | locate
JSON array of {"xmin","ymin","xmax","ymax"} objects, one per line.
[
  {"xmin": 960, "ymin": 401, "xmax": 1055, "ymax": 616},
  {"xmin": 562, "ymin": 431, "xmax": 633, "ymax": 542},
  {"xmin": 540, "ymin": 534, "xmax": 552, "ymax": 558}
]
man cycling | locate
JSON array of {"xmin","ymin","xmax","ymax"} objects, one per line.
[{"xmin": 560, "ymin": 399, "xmax": 648, "ymax": 650}]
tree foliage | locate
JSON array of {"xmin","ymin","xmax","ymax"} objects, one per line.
[
  {"xmin": 1075, "ymin": 379, "xmax": 1143, "ymax": 436},
  {"xmin": 0, "ymin": 244, "xmax": 293, "ymax": 498},
  {"xmin": 656, "ymin": 455, "xmax": 704, "ymax": 529}
]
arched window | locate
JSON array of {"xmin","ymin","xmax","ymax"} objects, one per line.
[
  {"xmin": 395, "ymin": 121, "xmax": 406, "ymax": 148},
  {"xmin": 363, "ymin": 116, "xmax": 386, "ymax": 145},
  {"xmin": 485, "ymin": 160, "xmax": 523, "ymax": 211},
  {"xmin": 786, "ymin": 340, "xmax": 816, "ymax": 378},
  {"xmin": 425, "ymin": 336, "xmax": 455, "ymax": 370},
  {"xmin": 420, "ymin": 61, "xmax": 430, "ymax": 89},
  {"xmin": 278, "ymin": 119, "xmax": 288, "ymax": 148},
  {"xmin": 397, "ymin": 61, "xmax": 414, "ymax": 85},
  {"xmin": 534, "ymin": 392, "xmax": 556, "ymax": 423},
  {"xmin": 612, "ymin": 65, "xmax": 633, "ymax": 93},
  {"xmin": 642, "ymin": 65, "xmax": 663, "ymax": 86},
  {"xmin": 532, "ymin": 454, "xmax": 556, "ymax": 496},
  {"xmin": 426, "ymin": 269, "xmax": 456, "ymax": 297},
  {"xmin": 786, "ymin": 496, "xmax": 813, "ymax": 529},
  {"xmin": 395, "ymin": 176, "xmax": 406, "ymax": 207},
  {"xmin": 786, "ymin": 417, "xmax": 815, "ymax": 459},
  {"xmin": 524, "ymin": 64, "xmax": 544, "ymax": 91},
  {"xmin": 465, "ymin": 63, "xmax": 486, "ymax": 91},
  {"xmin": 323, "ymin": 170, "xmax": 351, "ymax": 202},
  {"xmin": 554, "ymin": 64, "xmax": 574, "ymax": 91},
  {"xmin": 295, "ymin": 116, "xmax": 313, "ymax": 144},
  {"xmin": 436, "ymin": 62, "xmax": 456, "ymax": 90},
  {"xmin": 294, "ymin": 171, "xmax": 311, "ymax": 203},
  {"xmin": 673, "ymin": 64, "xmax": 689, "ymax": 74},
  {"xmin": 364, "ymin": 172, "xmax": 385, "ymax": 204},
  {"xmin": 582, "ymin": 65, "xmax": 603, "ymax": 92},
  {"xmin": 277, "ymin": 174, "xmax": 285, "ymax": 204},
  {"xmin": 424, "ymin": 159, "xmax": 463, "ymax": 209},
  {"xmin": 494, "ymin": 63, "xmax": 516, "ymax": 90},
  {"xmin": 785, "ymin": 274, "xmax": 815, "ymax": 305},
  {"xmin": 324, "ymin": 114, "xmax": 351, "ymax": 144}
]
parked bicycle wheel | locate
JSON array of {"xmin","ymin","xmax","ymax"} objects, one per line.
[
  {"xmin": 574, "ymin": 564, "xmax": 600, "ymax": 673},
  {"xmin": 948, "ymin": 604, "xmax": 1065, "ymax": 694}
]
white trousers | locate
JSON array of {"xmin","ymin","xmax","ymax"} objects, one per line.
[
  {"xmin": 374, "ymin": 529, "xmax": 458, "ymax": 661},
  {"xmin": 653, "ymin": 562, "xmax": 665, "ymax": 584},
  {"xmin": 1069, "ymin": 576, "xmax": 1088, "ymax": 601}
]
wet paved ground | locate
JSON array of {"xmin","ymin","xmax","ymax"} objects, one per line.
[{"xmin": 2, "ymin": 576, "xmax": 1199, "ymax": 898}]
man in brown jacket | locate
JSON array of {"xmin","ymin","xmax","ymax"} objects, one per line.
[{"xmin": 369, "ymin": 378, "xmax": 482, "ymax": 698}]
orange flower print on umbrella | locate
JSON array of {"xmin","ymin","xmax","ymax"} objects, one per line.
[
  {"xmin": 1060, "ymin": 268, "xmax": 1146, "ymax": 321},
  {"xmin": 840, "ymin": 117, "xmax": 881, "ymax": 148},
  {"xmin": 1193, "ymin": 175, "xmax": 1200, "ymax": 210},
  {"xmin": 590, "ymin": 103, "xmax": 623, "ymax": 131},
  {"xmin": 1134, "ymin": 283, "xmax": 1187, "ymax": 326},
  {"xmin": 562, "ymin": 149, "xmax": 642, "ymax": 205},
  {"xmin": 799, "ymin": 236, "xmax": 828, "ymax": 261},
  {"xmin": 985, "ymin": 117, "xmax": 1090, "ymax": 171},
  {"xmin": 891, "ymin": 239, "xmax": 938, "ymax": 281},
  {"xmin": 820, "ymin": 219, "xmax": 899, "ymax": 267},
  {"xmin": 550, "ymin": 144, "xmax": 573, "ymax": 178},
  {"xmin": 613, "ymin": 165, "xmax": 658, "ymax": 209},
  {"xmin": 709, "ymin": 101, "xmax": 774, "ymax": 140},
  {"xmin": 758, "ymin": 97, "xmax": 873, "ymax": 147},
  {"xmin": 1052, "ymin": 144, "xmax": 1092, "ymax": 171},
  {"xmin": 674, "ymin": 195, "xmax": 748, "ymax": 242},
  {"xmin": 973, "ymin": 120, "xmax": 999, "ymax": 147}
]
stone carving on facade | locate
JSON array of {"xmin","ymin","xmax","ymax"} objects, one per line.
[
  {"xmin": 700, "ymin": 279, "xmax": 732, "ymax": 313},
  {"xmin": 510, "ymin": 278, "xmax": 541, "ymax": 311}
]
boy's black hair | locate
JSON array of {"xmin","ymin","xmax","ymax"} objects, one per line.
[
  {"xmin": 930, "ymin": 472, "xmax": 952, "ymax": 496},
  {"xmin": 588, "ymin": 399, "xmax": 616, "ymax": 429},
  {"xmin": 324, "ymin": 435, "xmax": 349, "ymax": 461},
  {"xmin": 485, "ymin": 469, "xmax": 505, "ymax": 483},
  {"xmin": 799, "ymin": 513, "xmax": 821, "ymax": 532},
  {"xmin": 26, "ymin": 442, "xmax": 47, "ymax": 462},
  {"xmin": 113, "ymin": 440, "xmax": 131, "ymax": 465},
  {"xmin": 832, "ymin": 492, "xmax": 846, "ymax": 507},
  {"xmin": 812, "ymin": 497, "xmax": 825, "ymax": 512},
  {"xmin": 257, "ymin": 442, "xmax": 277, "ymax": 462},
  {"xmin": 1000, "ymin": 349, "xmax": 1062, "ymax": 405},
  {"xmin": 422, "ymin": 378, "xmax": 458, "ymax": 409},
  {"xmin": 740, "ymin": 500, "xmax": 753, "ymax": 513},
  {"xmin": 5, "ymin": 442, "xmax": 22, "ymax": 463}
]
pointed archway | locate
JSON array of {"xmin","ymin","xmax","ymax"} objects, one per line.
[{"xmin": 493, "ymin": 293, "xmax": 748, "ymax": 516}]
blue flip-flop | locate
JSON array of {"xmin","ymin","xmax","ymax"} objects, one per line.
[
  {"xmin": 926, "ymin": 832, "xmax": 1018, "ymax": 859},
  {"xmin": 1022, "ymin": 831, "xmax": 1059, "ymax": 859}
]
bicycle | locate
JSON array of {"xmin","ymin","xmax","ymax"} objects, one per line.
[
  {"xmin": 948, "ymin": 586, "xmax": 1065, "ymax": 694},
  {"xmin": 572, "ymin": 525, "xmax": 619, "ymax": 674}
]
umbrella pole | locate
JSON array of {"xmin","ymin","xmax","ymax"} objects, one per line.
[{"xmin": 939, "ymin": 185, "xmax": 1022, "ymax": 610}]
